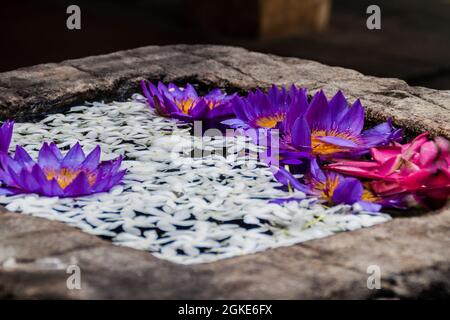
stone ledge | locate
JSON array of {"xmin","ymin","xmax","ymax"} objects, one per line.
[
  {"xmin": 0, "ymin": 45, "xmax": 449, "ymax": 299},
  {"xmin": 0, "ymin": 45, "xmax": 449, "ymax": 138},
  {"xmin": 1, "ymin": 206, "xmax": 449, "ymax": 299}
]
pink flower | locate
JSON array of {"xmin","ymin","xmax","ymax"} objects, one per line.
[{"xmin": 327, "ymin": 133, "xmax": 450, "ymax": 209}]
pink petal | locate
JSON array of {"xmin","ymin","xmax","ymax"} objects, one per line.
[
  {"xmin": 402, "ymin": 132, "xmax": 428, "ymax": 159},
  {"xmin": 378, "ymin": 155, "xmax": 402, "ymax": 176},
  {"xmin": 371, "ymin": 180, "xmax": 405, "ymax": 195},
  {"xmin": 435, "ymin": 136, "xmax": 449, "ymax": 157},
  {"xmin": 370, "ymin": 146, "xmax": 401, "ymax": 163},
  {"xmin": 419, "ymin": 141, "xmax": 439, "ymax": 167},
  {"xmin": 327, "ymin": 163, "xmax": 380, "ymax": 179}
]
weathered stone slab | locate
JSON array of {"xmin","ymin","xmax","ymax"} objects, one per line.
[
  {"xmin": 0, "ymin": 45, "xmax": 449, "ymax": 299},
  {"xmin": 0, "ymin": 45, "xmax": 448, "ymax": 138},
  {"xmin": 1, "ymin": 205, "xmax": 449, "ymax": 299}
]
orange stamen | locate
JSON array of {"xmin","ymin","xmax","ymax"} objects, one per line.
[
  {"xmin": 311, "ymin": 129, "xmax": 360, "ymax": 156},
  {"xmin": 255, "ymin": 114, "xmax": 286, "ymax": 129},
  {"xmin": 314, "ymin": 176, "xmax": 341, "ymax": 202},
  {"xmin": 176, "ymin": 99, "xmax": 195, "ymax": 114},
  {"xmin": 44, "ymin": 168, "xmax": 97, "ymax": 190}
]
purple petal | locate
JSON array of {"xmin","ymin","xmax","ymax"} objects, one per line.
[
  {"xmin": 64, "ymin": 172, "xmax": 91, "ymax": 197},
  {"xmin": 62, "ymin": 143, "xmax": 86, "ymax": 168},
  {"xmin": 356, "ymin": 201, "xmax": 382, "ymax": 212},
  {"xmin": 140, "ymin": 80, "xmax": 154, "ymax": 107},
  {"xmin": 285, "ymin": 89, "xmax": 309, "ymax": 129},
  {"xmin": 316, "ymin": 136, "xmax": 358, "ymax": 148},
  {"xmin": 170, "ymin": 112, "xmax": 195, "ymax": 122},
  {"xmin": 244, "ymin": 94, "xmax": 261, "ymax": 120},
  {"xmin": 0, "ymin": 168, "xmax": 14, "ymax": 186},
  {"xmin": 281, "ymin": 158, "xmax": 303, "ymax": 165},
  {"xmin": 149, "ymin": 81, "xmax": 161, "ymax": 97},
  {"xmin": 362, "ymin": 119, "xmax": 401, "ymax": 147},
  {"xmin": 0, "ymin": 152, "xmax": 21, "ymax": 175},
  {"xmin": 279, "ymin": 150, "xmax": 311, "ymax": 162},
  {"xmin": 7, "ymin": 166, "xmax": 23, "ymax": 188},
  {"xmin": 0, "ymin": 187, "xmax": 18, "ymax": 195},
  {"xmin": 47, "ymin": 179, "xmax": 65, "ymax": 197},
  {"xmin": 38, "ymin": 142, "xmax": 61, "ymax": 170},
  {"xmin": 309, "ymin": 158, "xmax": 326, "ymax": 182},
  {"xmin": 20, "ymin": 168, "xmax": 40, "ymax": 193},
  {"xmin": 157, "ymin": 82, "xmax": 170, "ymax": 95},
  {"xmin": 97, "ymin": 156, "xmax": 123, "ymax": 177},
  {"xmin": 305, "ymin": 91, "xmax": 331, "ymax": 130},
  {"xmin": 231, "ymin": 97, "xmax": 251, "ymax": 123},
  {"xmin": 271, "ymin": 166, "xmax": 312, "ymax": 194},
  {"xmin": 331, "ymin": 177, "xmax": 363, "ymax": 205},
  {"xmin": 106, "ymin": 170, "xmax": 126, "ymax": 190},
  {"xmin": 49, "ymin": 143, "xmax": 63, "ymax": 160},
  {"xmin": 207, "ymin": 103, "xmax": 234, "ymax": 119},
  {"xmin": 190, "ymin": 100, "xmax": 209, "ymax": 119},
  {"xmin": 184, "ymin": 84, "xmax": 199, "ymax": 99},
  {"xmin": 337, "ymin": 99, "xmax": 364, "ymax": 134},
  {"xmin": 31, "ymin": 164, "xmax": 58, "ymax": 195},
  {"xmin": 159, "ymin": 94, "xmax": 180, "ymax": 115},
  {"xmin": 204, "ymin": 88, "xmax": 224, "ymax": 99},
  {"xmin": 14, "ymin": 145, "xmax": 35, "ymax": 168},
  {"xmin": 81, "ymin": 146, "xmax": 101, "ymax": 171},
  {"xmin": 329, "ymin": 91, "xmax": 349, "ymax": 124},
  {"xmin": 0, "ymin": 121, "xmax": 14, "ymax": 153},
  {"xmin": 291, "ymin": 117, "xmax": 312, "ymax": 150},
  {"xmin": 92, "ymin": 175, "xmax": 111, "ymax": 192},
  {"xmin": 269, "ymin": 197, "xmax": 304, "ymax": 205},
  {"xmin": 221, "ymin": 118, "xmax": 248, "ymax": 128}
]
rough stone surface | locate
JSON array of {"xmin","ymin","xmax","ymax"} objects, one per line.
[
  {"xmin": 0, "ymin": 45, "xmax": 449, "ymax": 138},
  {"xmin": 0, "ymin": 45, "xmax": 449, "ymax": 299}
]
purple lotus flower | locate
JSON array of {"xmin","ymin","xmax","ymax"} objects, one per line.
[
  {"xmin": 271, "ymin": 159, "xmax": 404, "ymax": 212},
  {"xmin": 223, "ymin": 85, "xmax": 305, "ymax": 129},
  {"xmin": 141, "ymin": 81, "xmax": 235, "ymax": 121},
  {"xmin": 0, "ymin": 142, "xmax": 126, "ymax": 197},
  {"xmin": 279, "ymin": 90, "xmax": 403, "ymax": 161},
  {"xmin": 0, "ymin": 121, "xmax": 14, "ymax": 153}
]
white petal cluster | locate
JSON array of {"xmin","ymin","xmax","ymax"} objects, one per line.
[{"xmin": 0, "ymin": 97, "xmax": 390, "ymax": 264}]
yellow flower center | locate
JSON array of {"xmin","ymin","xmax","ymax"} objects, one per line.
[
  {"xmin": 44, "ymin": 168, "xmax": 97, "ymax": 190},
  {"xmin": 175, "ymin": 99, "xmax": 220, "ymax": 114},
  {"xmin": 254, "ymin": 114, "xmax": 286, "ymax": 129},
  {"xmin": 314, "ymin": 176, "xmax": 341, "ymax": 202},
  {"xmin": 361, "ymin": 189, "xmax": 379, "ymax": 202},
  {"xmin": 206, "ymin": 100, "xmax": 218, "ymax": 110},
  {"xmin": 176, "ymin": 99, "xmax": 195, "ymax": 115},
  {"xmin": 311, "ymin": 130, "xmax": 360, "ymax": 156}
]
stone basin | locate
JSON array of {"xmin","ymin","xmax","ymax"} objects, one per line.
[{"xmin": 0, "ymin": 45, "xmax": 449, "ymax": 299}]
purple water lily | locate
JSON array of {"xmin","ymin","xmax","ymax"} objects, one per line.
[
  {"xmin": 0, "ymin": 142, "xmax": 126, "ymax": 197},
  {"xmin": 271, "ymin": 158, "xmax": 397, "ymax": 212},
  {"xmin": 279, "ymin": 90, "xmax": 403, "ymax": 161},
  {"xmin": 0, "ymin": 121, "xmax": 14, "ymax": 153},
  {"xmin": 223, "ymin": 85, "xmax": 305, "ymax": 129},
  {"xmin": 141, "ymin": 81, "xmax": 235, "ymax": 121}
]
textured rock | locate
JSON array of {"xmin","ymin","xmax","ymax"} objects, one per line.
[
  {"xmin": 0, "ymin": 45, "xmax": 449, "ymax": 137},
  {"xmin": 0, "ymin": 45, "xmax": 449, "ymax": 299}
]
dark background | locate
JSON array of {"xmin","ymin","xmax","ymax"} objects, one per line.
[{"xmin": 0, "ymin": 0, "xmax": 449, "ymax": 89}]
